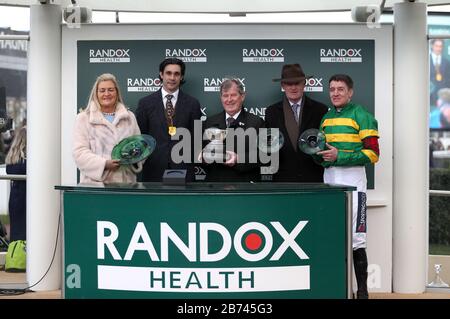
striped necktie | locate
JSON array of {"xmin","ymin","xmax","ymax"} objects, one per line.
[
  {"xmin": 165, "ymin": 94, "xmax": 175, "ymax": 125},
  {"xmin": 226, "ymin": 117, "xmax": 235, "ymax": 128},
  {"xmin": 292, "ymin": 103, "xmax": 299, "ymax": 123}
]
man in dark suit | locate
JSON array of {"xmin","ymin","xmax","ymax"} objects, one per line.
[
  {"xmin": 135, "ymin": 58, "xmax": 202, "ymax": 181},
  {"xmin": 265, "ymin": 63, "xmax": 328, "ymax": 182},
  {"xmin": 430, "ymin": 39, "xmax": 450, "ymax": 107},
  {"xmin": 202, "ymin": 78, "xmax": 265, "ymax": 182}
]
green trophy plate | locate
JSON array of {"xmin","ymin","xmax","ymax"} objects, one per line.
[{"xmin": 111, "ymin": 134, "xmax": 156, "ymax": 165}]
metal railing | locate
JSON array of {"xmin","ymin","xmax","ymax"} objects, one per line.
[
  {"xmin": 0, "ymin": 35, "xmax": 29, "ymax": 41},
  {"xmin": 0, "ymin": 175, "xmax": 26, "ymax": 181},
  {"xmin": 430, "ymin": 190, "xmax": 450, "ymax": 197}
]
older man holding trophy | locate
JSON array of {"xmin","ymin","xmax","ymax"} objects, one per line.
[{"xmin": 201, "ymin": 78, "xmax": 265, "ymax": 182}]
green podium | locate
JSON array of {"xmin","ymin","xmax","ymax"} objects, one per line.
[{"xmin": 56, "ymin": 183, "xmax": 355, "ymax": 299}]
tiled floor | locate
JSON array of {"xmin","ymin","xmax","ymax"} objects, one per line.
[
  {"xmin": 0, "ymin": 289, "xmax": 61, "ymax": 299},
  {"xmin": 0, "ymin": 270, "xmax": 61, "ymax": 299}
]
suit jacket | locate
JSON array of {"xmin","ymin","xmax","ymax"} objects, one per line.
[
  {"xmin": 135, "ymin": 88, "xmax": 202, "ymax": 181},
  {"xmin": 203, "ymin": 109, "xmax": 265, "ymax": 182},
  {"xmin": 265, "ymin": 95, "xmax": 328, "ymax": 182}
]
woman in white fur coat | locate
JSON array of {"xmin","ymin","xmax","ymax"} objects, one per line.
[{"xmin": 73, "ymin": 73, "xmax": 142, "ymax": 183}]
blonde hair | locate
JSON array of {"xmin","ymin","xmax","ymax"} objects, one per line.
[
  {"xmin": 86, "ymin": 73, "xmax": 124, "ymax": 112},
  {"xmin": 5, "ymin": 126, "xmax": 26, "ymax": 165}
]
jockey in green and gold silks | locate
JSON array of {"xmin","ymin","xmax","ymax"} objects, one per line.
[
  {"xmin": 319, "ymin": 102, "xmax": 379, "ymax": 167},
  {"xmin": 315, "ymin": 73, "xmax": 380, "ymax": 299}
]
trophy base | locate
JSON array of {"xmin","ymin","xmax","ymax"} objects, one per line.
[
  {"xmin": 202, "ymin": 142, "xmax": 230, "ymax": 163},
  {"xmin": 202, "ymin": 151, "xmax": 231, "ymax": 163}
]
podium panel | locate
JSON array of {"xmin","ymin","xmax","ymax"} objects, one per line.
[{"xmin": 57, "ymin": 183, "xmax": 354, "ymax": 299}]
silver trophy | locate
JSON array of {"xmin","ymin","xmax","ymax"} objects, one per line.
[
  {"xmin": 427, "ymin": 264, "xmax": 449, "ymax": 288},
  {"xmin": 258, "ymin": 128, "xmax": 284, "ymax": 154},
  {"xmin": 298, "ymin": 128, "xmax": 326, "ymax": 155},
  {"xmin": 202, "ymin": 127, "xmax": 230, "ymax": 162}
]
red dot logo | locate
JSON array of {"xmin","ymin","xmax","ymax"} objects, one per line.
[{"xmin": 245, "ymin": 233, "xmax": 262, "ymax": 251}]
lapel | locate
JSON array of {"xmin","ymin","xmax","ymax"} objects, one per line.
[
  {"xmin": 173, "ymin": 89, "xmax": 187, "ymax": 127},
  {"xmin": 283, "ymin": 97, "xmax": 299, "ymax": 151},
  {"xmin": 155, "ymin": 89, "xmax": 167, "ymax": 130},
  {"xmin": 299, "ymin": 96, "xmax": 311, "ymax": 134},
  {"xmin": 210, "ymin": 111, "xmax": 227, "ymax": 129},
  {"xmin": 233, "ymin": 110, "xmax": 247, "ymax": 129}
]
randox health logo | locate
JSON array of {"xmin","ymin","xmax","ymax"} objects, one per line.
[
  {"xmin": 127, "ymin": 77, "xmax": 162, "ymax": 92},
  {"xmin": 320, "ymin": 48, "xmax": 362, "ymax": 63},
  {"xmin": 203, "ymin": 77, "xmax": 246, "ymax": 92},
  {"xmin": 165, "ymin": 48, "xmax": 207, "ymax": 62},
  {"xmin": 96, "ymin": 220, "xmax": 310, "ymax": 292},
  {"xmin": 280, "ymin": 78, "xmax": 323, "ymax": 93},
  {"xmin": 242, "ymin": 48, "xmax": 284, "ymax": 63},
  {"xmin": 304, "ymin": 77, "xmax": 324, "ymax": 92},
  {"xmin": 89, "ymin": 48, "xmax": 131, "ymax": 63}
]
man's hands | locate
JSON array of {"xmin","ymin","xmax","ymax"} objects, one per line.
[
  {"xmin": 197, "ymin": 150, "xmax": 237, "ymax": 166},
  {"xmin": 224, "ymin": 151, "xmax": 238, "ymax": 167},
  {"xmin": 317, "ymin": 143, "xmax": 338, "ymax": 162}
]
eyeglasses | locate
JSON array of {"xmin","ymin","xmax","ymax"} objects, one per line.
[{"xmin": 98, "ymin": 88, "xmax": 116, "ymax": 94}]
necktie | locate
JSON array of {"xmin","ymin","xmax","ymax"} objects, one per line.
[
  {"xmin": 165, "ymin": 94, "xmax": 175, "ymax": 126},
  {"xmin": 292, "ymin": 104, "xmax": 299, "ymax": 124},
  {"xmin": 226, "ymin": 117, "xmax": 235, "ymax": 128}
]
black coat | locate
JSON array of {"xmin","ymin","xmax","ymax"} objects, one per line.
[
  {"xmin": 203, "ymin": 109, "xmax": 265, "ymax": 182},
  {"xmin": 136, "ymin": 89, "xmax": 202, "ymax": 182},
  {"xmin": 265, "ymin": 95, "xmax": 328, "ymax": 182},
  {"xmin": 6, "ymin": 160, "xmax": 26, "ymax": 241}
]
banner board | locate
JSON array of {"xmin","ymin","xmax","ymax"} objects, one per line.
[
  {"xmin": 77, "ymin": 39, "xmax": 375, "ymax": 186},
  {"xmin": 61, "ymin": 185, "xmax": 351, "ymax": 299}
]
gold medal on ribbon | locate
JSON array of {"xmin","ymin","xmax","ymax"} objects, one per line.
[
  {"xmin": 436, "ymin": 73, "xmax": 443, "ymax": 82},
  {"xmin": 168, "ymin": 126, "xmax": 176, "ymax": 136}
]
